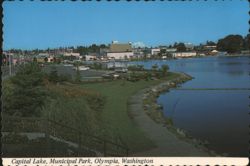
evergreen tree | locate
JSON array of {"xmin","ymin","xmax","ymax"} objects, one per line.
[{"xmin": 4, "ymin": 62, "xmax": 47, "ymax": 117}]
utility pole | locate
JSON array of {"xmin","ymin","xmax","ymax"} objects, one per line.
[{"xmin": 9, "ymin": 54, "xmax": 12, "ymax": 76}]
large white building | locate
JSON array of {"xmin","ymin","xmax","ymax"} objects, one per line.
[
  {"xmin": 151, "ymin": 48, "xmax": 160, "ymax": 55},
  {"xmin": 172, "ymin": 52, "xmax": 197, "ymax": 58},
  {"xmin": 63, "ymin": 52, "xmax": 81, "ymax": 57},
  {"xmin": 107, "ymin": 42, "xmax": 134, "ymax": 60}
]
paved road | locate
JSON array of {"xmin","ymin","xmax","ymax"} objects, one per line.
[{"xmin": 128, "ymin": 78, "xmax": 210, "ymax": 156}]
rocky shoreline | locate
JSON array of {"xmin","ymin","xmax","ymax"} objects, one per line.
[{"xmin": 141, "ymin": 72, "xmax": 225, "ymax": 156}]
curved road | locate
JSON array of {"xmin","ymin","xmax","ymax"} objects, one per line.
[{"xmin": 129, "ymin": 78, "xmax": 211, "ymax": 156}]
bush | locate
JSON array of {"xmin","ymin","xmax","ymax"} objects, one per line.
[
  {"xmin": 2, "ymin": 133, "xmax": 29, "ymax": 144},
  {"xmin": 127, "ymin": 72, "xmax": 140, "ymax": 82},
  {"xmin": 58, "ymin": 74, "xmax": 72, "ymax": 82},
  {"xmin": 3, "ymin": 62, "xmax": 47, "ymax": 117},
  {"xmin": 143, "ymin": 72, "xmax": 152, "ymax": 81},
  {"xmin": 161, "ymin": 64, "xmax": 169, "ymax": 77},
  {"xmin": 48, "ymin": 66, "xmax": 59, "ymax": 83},
  {"xmin": 128, "ymin": 65, "xmax": 144, "ymax": 71},
  {"xmin": 91, "ymin": 63, "xmax": 103, "ymax": 70}
]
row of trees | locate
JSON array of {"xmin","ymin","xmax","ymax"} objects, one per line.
[
  {"xmin": 74, "ymin": 44, "xmax": 108, "ymax": 55},
  {"xmin": 170, "ymin": 34, "xmax": 249, "ymax": 53},
  {"xmin": 217, "ymin": 34, "xmax": 249, "ymax": 53}
]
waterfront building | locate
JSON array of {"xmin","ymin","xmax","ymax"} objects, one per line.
[
  {"xmin": 166, "ymin": 48, "xmax": 177, "ymax": 53},
  {"xmin": 85, "ymin": 54, "xmax": 97, "ymax": 61},
  {"xmin": 184, "ymin": 43, "xmax": 195, "ymax": 51},
  {"xmin": 107, "ymin": 41, "xmax": 134, "ymax": 60},
  {"xmin": 204, "ymin": 45, "xmax": 217, "ymax": 51},
  {"xmin": 211, "ymin": 50, "xmax": 219, "ymax": 55},
  {"xmin": 63, "ymin": 52, "xmax": 81, "ymax": 58},
  {"xmin": 36, "ymin": 53, "xmax": 54, "ymax": 63},
  {"xmin": 151, "ymin": 48, "xmax": 160, "ymax": 55},
  {"xmin": 172, "ymin": 52, "xmax": 197, "ymax": 58}
]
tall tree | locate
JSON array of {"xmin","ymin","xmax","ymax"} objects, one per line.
[
  {"xmin": 206, "ymin": 40, "xmax": 216, "ymax": 46},
  {"xmin": 3, "ymin": 63, "xmax": 47, "ymax": 117},
  {"xmin": 217, "ymin": 34, "xmax": 244, "ymax": 53},
  {"xmin": 174, "ymin": 43, "xmax": 187, "ymax": 52},
  {"xmin": 243, "ymin": 34, "xmax": 250, "ymax": 50}
]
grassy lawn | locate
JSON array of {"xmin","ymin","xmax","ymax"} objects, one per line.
[
  {"xmin": 2, "ymin": 69, "xmax": 180, "ymax": 155},
  {"xmin": 81, "ymin": 72, "xmax": 180, "ymax": 153}
]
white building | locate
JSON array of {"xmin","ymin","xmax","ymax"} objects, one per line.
[
  {"xmin": 151, "ymin": 48, "xmax": 160, "ymax": 55},
  {"xmin": 107, "ymin": 42, "xmax": 134, "ymax": 60},
  {"xmin": 107, "ymin": 52, "xmax": 134, "ymax": 59},
  {"xmin": 172, "ymin": 52, "xmax": 197, "ymax": 58},
  {"xmin": 85, "ymin": 55, "xmax": 96, "ymax": 61},
  {"xmin": 63, "ymin": 52, "xmax": 81, "ymax": 58},
  {"xmin": 166, "ymin": 48, "xmax": 177, "ymax": 52}
]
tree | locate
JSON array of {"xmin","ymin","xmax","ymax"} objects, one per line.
[
  {"xmin": 243, "ymin": 34, "xmax": 250, "ymax": 50},
  {"xmin": 217, "ymin": 34, "xmax": 244, "ymax": 53},
  {"xmin": 152, "ymin": 64, "xmax": 158, "ymax": 71},
  {"xmin": 44, "ymin": 57, "xmax": 48, "ymax": 63},
  {"xmin": 206, "ymin": 40, "xmax": 216, "ymax": 46},
  {"xmin": 161, "ymin": 64, "xmax": 169, "ymax": 76},
  {"xmin": 3, "ymin": 62, "xmax": 47, "ymax": 117},
  {"xmin": 174, "ymin": 42, "xmax": 186, "ymax": 52},
  {"xmin": 160, "ymin": 49, "xmax": 166, "ymax": 56}
]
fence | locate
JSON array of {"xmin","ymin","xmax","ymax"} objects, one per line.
[{"xmin": 2, "ymin": 116, "xmax": 129, "ymax": 157}]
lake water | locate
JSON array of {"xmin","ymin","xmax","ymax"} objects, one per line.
[{"xmin": 130, "ymin": 56, "xmax": 250, "ymax": 157}]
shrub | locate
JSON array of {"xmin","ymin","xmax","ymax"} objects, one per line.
[
  {"xmin": 58, "ymin": 74, "xmax": 72, "ymax": 82},
  {"xmin": 128, "ymin": 65, "xmax": 144, "ymax": 71},
  {"xmin": 48, "ymin": 66, "xmax": 59, "ymax": 83},
  {"xmin": 2, "ymin": 133, "xmax": 29, "ymax": 144},
  {"xmin": 3, "ymin": 62, "xmax": 47, "ymax": 117},
  {"xmin": 161, "ymin": 64, "xmax": 169, "ymax": 77}
]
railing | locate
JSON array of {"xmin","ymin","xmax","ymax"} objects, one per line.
[{"xmin": 2, "ymin": 116, "xmax": 129, "ymax": 157}]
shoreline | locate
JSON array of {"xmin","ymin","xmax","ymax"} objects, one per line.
[{"xmin": 128, "ymin": 72, "xmax": 220, "ymax": 156}]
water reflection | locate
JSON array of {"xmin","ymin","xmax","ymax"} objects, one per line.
[{"xmin": 130, "ymin": 56, "xmax": 250, "ymax": 157}]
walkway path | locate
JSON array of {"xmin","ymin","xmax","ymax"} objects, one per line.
[{"xmin": 129, "ymin": 79, "xmax": 210, "ymax": 157}]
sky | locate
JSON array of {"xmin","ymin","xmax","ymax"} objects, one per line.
[{"xmin": 3, "ymin": 1, "xmax": 249, "ymax": 50}]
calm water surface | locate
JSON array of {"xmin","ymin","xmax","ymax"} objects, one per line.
[{"xmin": 131, "ymin": 56, "xmax": 250, "ymax": 156}]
